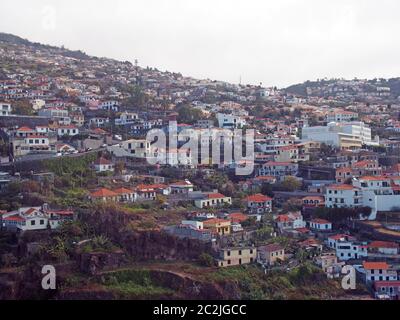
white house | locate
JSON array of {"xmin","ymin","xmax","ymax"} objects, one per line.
[
  {"xmin": 57, "ymin": 125, "xmax": 79, "ymax": 137},
  {"xmin": 0, "ymin": 102, "xmax": 12, "ymax": 116},
  {"xmin": 94, "ymin": 157, "xmax": 114, "ymax": 173},
  {"xmin": 181, "ymin": 220, "xmax": 203, "ymax": 230},
  {"xmin": 336, "ymin": 241, "xmax": 368, "ymax": 261},
  {"xmin": 308, "ymin": 219, "xmax": 332, "ymax": 232},
  {"xmin": 194, "ymin": 193, "xmax": 232, "ymax": 209},
  {"xmin": 258, "ymin": 161, "xmax": 298, "ymax": 181},
  {"xmin": 245, "ymin": 194, "xmax": 273, "ymax": 214},
  {"xmin": 1, "ymin": 205, "xmax": 74, "ymax": 231},
  {"xmin": 115, "ymin": 112, "xmax": 139, "ymax": 125},
  {"xmin": 217, "ymin": 113, "xmax": 246, "ymax": 129},
  {"xmin": 363, "ymin": 262, "xmax": 398, "ymax": 283}
]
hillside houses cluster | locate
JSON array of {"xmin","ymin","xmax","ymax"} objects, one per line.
[{"xmin": 2, "ymin": 37, "xmax": 400, "ymax": 300}]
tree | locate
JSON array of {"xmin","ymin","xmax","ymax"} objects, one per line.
[
  {"xmin": 280, "ymin": 177, "xmax": 302, "ymax": 192},
  {"xmin": 177, "ymin": 105, "xmax": 204, "ymax": 124},
  {"xmin": 13, "ymin": 100, "xmax": 34, "ymax": 115},
  {"xmin": 198, "ymin": 253, "xmax": 214, "ymax": 267}
]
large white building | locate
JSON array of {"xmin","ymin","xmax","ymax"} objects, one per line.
[
  {"xmin": 217, "ymin": 113, "xmax": 246, "ymax": 129},
  {"xmin": 325, "ymin": 176, "xmax": 400, "ymax": 220},
  {"xmin": 326, "ymin": 110, "xmax": 358, "ymax": 123},
  {"xmin": 302, "ymin": 122, "xmax": 379, "ymax": 149}
]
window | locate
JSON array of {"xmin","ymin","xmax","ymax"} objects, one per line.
[
  {"xmin": 31, "ymin": 220, "xmax": 36, "ymax": 226},
  {"xmin": 40, "ymin": 220, "xmax": 44, "ymax": 225}
]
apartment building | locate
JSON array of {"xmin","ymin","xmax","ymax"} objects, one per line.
[{"xmin": 217, "ymin": 247, "xmax": 256, "ymax": 267}]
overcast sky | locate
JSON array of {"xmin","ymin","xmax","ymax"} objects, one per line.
[{"xmin": 1, "ymin": 0, "xmax": 400, "ymax": 87}]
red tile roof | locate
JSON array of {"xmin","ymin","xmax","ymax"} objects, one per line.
[
  {"xmin": 207, "ymin": 193, "xmax": 227, "ymax": 199},
  {"xmin": 369, "ymin": 241, "xmax": 399, "ymax": 249},
  {"xmin": 327, "ymin": 184, "xmax": 355, "ymax": 190},
  {"xmin": 94, "ymin": 157, "xmax": 112, "ymax": 165},
  {"xmin": 113, "ymin": 187, "xmax": 134, "ymax": 195},
  {"xmin": 17, "ymin": 126, "xmax": 34, "ymax": 132},
  {"xmin": 3, "ymin": 215, "xmax": 25, "ymax": 222},
  {"xmin": 363, "ymin": 262, "xmax": 389, "ymax": 270},
  {"xmin": 311, "ymin": 218, "xmax": 331, "ymax": 224},
  {"xmin": 90, "ymin": 188, "xmax": 118, "ymax": 198},
  {"xmin": 246, "ymin": 194, "xmax": 272, "ymax": 202}
]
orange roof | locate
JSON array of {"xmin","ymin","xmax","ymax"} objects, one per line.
[
  {"xmin": 94, "ymin": 157, "xmax": 112, "ymax": 165},
  {"xmin": 207, "ymin": 193, "xmax": 227, "ymax": 199},
  {"xmin": 360, "ymin": 176, "xmax": 390, "ymax": 181},
  {"xmin": 90, "ymin": 188, "xmax": 118, "ymax": 198},
  {"xmin": 352, "ymin": 160, "xmax": 375, "ymax": 168},
  {"xmin": 18, "ymin": 126, "xmax": 34, "ymax": 132},
  {"xmin": 311, "ymin": 218, "xmax": 331, "ymax": 224},
  {"xmin": 369, "ymin": 241, "xmax": 399, "ymax": 249},
  {"xmin": 24, "ymin": 208, "xmax": 37, "ymax": 215},
  {"xmin": 302, "ymin": 196, "xmax": 325, "ymax": 201},
  {"xmin": 203, "ymin": 218, "xmax": 229, "ymax": 225},
  {"xmin": 136, "ymin": 184, "xmax": 167, "ymax": 191},
  {"xmin": 275, "ymin": 215, "xmax": 290, "ymax": 222},
  {"xmin": 246, "ymin": 194, "xmax": 272, "ymax": 202},
  {"xmin": 264, "ymin": 161, "xmax": 294, "ymax": 166},
  {"xmin": 3, "ymin": 215, "xmax": 25, "ymax": 222},
  {"xmin": 327, "ymin": 184, "xmax": 355, "ymax": 190},
  {"xmin": 113, "ymin": 187, "xmax": 134, "ymax": 194},
  {"xmin": 228, "ymin": 213, "xmax": 248, "ymax": 223},
  {"xmin": 363, "ymin": 262, "xmax": 389, "ymax": 270}
]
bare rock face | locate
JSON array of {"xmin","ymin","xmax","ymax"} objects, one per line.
[
  {"xmin": 0, "ymin": 271, "xmax": 18, "ymax": 300},
  {"xmin": 120, "ymin": 231, "xmax": 214, "ymax": 261},
  {"xmin": 79, "ymin": 250, "xmax": 127, "ymax": 275}
]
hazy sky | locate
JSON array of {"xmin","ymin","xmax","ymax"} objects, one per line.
[{"xmin": 1, "ymin": 0, "xmax": 400, "ymax": 87}]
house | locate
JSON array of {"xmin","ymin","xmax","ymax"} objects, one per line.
[
  {"xmin": 302, "ymin": 196, "xmax": 325, "ymax": 208},
  {"xmin": 325, "ymin": 184, "xmax": 361, "ymax": 208},
  {"xmin": 57, "ymin": 125, "xmax": 79, "ymax": 137},
  {"xmin": 94, "ymin": 157, "xmax": 114, "ymax": 173},
  {"xmin": 228, "ymin": 212, "xmax": 249, "ymax": 224},
  {"xmin": 114, "ymin": 187, "xmax": 136, "ymax": 203},
  {"xmin": 165, "ymin": 224, "xmax": 213, "ymax": 242},
  {"xmin": 217, "ymin": 113, "xmax": 246, "ymax": 129},
  {"xmin": 16, "ymin": 126, "xmax": 36, "ymax": 138},
  {"xmin": 89, "ymin": 188, "xmax": 119, "ymax": 202},
  {"xmin": 115, "ymin": 112, "xmax": 139, "ymax": 125},
  {"xmin": 182, "ymin": 220, "xmax": 203, "ymax": 230},
  {"xmin": 368, "ymin": 241, "xmax": 399, "ymax": 255},
  {"xmin": 363, "ymin": 262, "xmax": 398, "ymax": 283},
  {"xmin": 258, "ymin": 161, "xmax": 298, "ymax": 181},
  {"xmin": 203, "ymin": 218, "xmax": 231, "ymax": 236},
  {"xmin": 24, "ymin": 135, "xmax": 50, "ymax": 151},
  {"xmin": 327, "ymin": 234, "xmax": 356, "ymax": 249},
  {"xmin": 245, "ymin": 194, "xmax": 273, "ymax": 214},
  {"xmin": 257, "ymin": 244, "xmax": 285, "ymax": 266},
  {"xmin": 374, "ymin": 281, "xmax": 400, "ymax": 299},
  {"xmin": 217, "ymin": 247, "xmax": 256, "ymax": 267},
  {"xmin": 336, "ymin": 241, "xmax": 368, "ymax": 261},
  {"xmin": 315, "ymin": 254, "xmax": 345, "ymax": 278},
  {"xmin": 194, "ymin": 193, "xmax": 232, "ymax": 209},
  {"xmin": 169, "ymin": 180, "xmax": 194, "ymax": 194},
  {"xmin": 56, "ymin": 143, "xmax": 77, "ymax": 155},
  {"xmin": 1, "ymin": 205, "xmax": 74, "ymax": 231},
  {"xmin": 308, "ymin": 219, "xmax": 332, "ymax": 232},
  {"xmin": 275, "ymin": 211, "xmax": 306, "ymax": 231},
  {"xmin": 135, "ymin": 184, "xmax": 157, "ymax": 201},
  {"xmin": 0, "ymin": 102, "xmax": 12, "ymax": 116}
]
